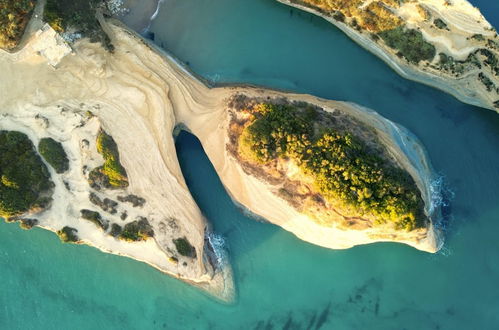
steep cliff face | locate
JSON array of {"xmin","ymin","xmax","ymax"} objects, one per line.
[{"xmin": 277, "ymin": 0, "xmax": 499, "ymax": 112}]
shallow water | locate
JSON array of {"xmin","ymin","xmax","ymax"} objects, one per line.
[{"xmin": 2, "ymin": 0, "xmax": 499, "ymax": 329}]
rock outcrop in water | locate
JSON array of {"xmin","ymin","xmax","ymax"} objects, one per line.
[{"xmin": 277, "ymin": 0, "xmax": 499, "ymax": 112}]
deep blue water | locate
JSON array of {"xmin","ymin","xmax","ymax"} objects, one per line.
[{"xmin": 2, "ymin": 0, "xmax": 499, "ymax": 329}]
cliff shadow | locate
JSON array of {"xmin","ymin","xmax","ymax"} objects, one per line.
[{"xmin": 174, "ymin": 130, "xmax": 283, "ymax": 260}]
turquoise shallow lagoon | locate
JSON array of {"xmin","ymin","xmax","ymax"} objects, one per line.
[{"xmin": 2, "ymin": 0, "xmax": 499, "ymax": 329}]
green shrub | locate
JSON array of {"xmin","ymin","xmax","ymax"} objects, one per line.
[
  {"xmin": 237, "ymin": 103, "xmax": 426, "ymax": 230},
  {"xmin": 38, "ymin": 137, "xmax": 69, "ymax": 174},
  {"xmin": 57, "ymin": 226, "xmax": 79, "ymax": 243},
  {"xmin": 109, "ymin": 223, "xmax": 122, "ymax": 237},
  {"xmin": 89, "ymin": 130, "xmax": 128, "ymax": 189},
  {"xmin": 119, "ymin": 218, "xmax": 154, "ymax": 242},
  {"xmin": 80, "ymin": 209, "xmax": 108, "ymax": 230},
  {"xmin": 19, "ymin": 218, "xmax": 38, "ymax": 230},
  {"xmin": 471, "ymin": 34, "xmax": 485, "ymax": 41},
  {"xmin": 332, "ymin": 11, "xmax": 345, "ymax": 23},
  {"xmin": 378, "ymin": 26, "xmax": 436, "ymax": 64},
  {"xmin": 478, "ymin": 72, "xmax": 495, "ymax": 92},
  {"xmin": 173, "ymin": 237, "xmax": 196, "ymax": 258},
  {"xmin": 433, "ymin": 18, "xmax": 448, "ymax": 30},
  {"xmin": 0, "ymin": 131, "xmax": 53, "ymax": 218}
]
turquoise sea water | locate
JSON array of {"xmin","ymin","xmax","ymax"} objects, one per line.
[{"xmin": 2, "ymin": 0, "xmax": 499, "ymax": 329}]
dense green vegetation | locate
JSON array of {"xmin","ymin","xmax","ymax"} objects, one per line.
[
  {"xmin": 0, "ymin": 131, "xmax": 53, "ymax": 218},
  {"xmin": 477, "ymin": 48, "xmax": 499, "ymax": 76},
  {"xmin": 0, "ymin": 0, "xmax": 35, "ymax": 49},
  {"xmin": 89, "ymin": 130, "xmax": 128, "ymax": 189},
  {"xmin": 89, "ymin": 192, "xmax": 118, "ymax": 214},
  {"xmin": 57, "ymin": 226, "xmax": 79, "ymax": 243},
  {"xmin": 378, "ymin": 26, "xmax": 436, "ymax": 64},
  {"xmin": 238, "ymin": 103, "xmax": 425, "ymax": 230},
  {"xmin": 38, "ymin": 138, "xmax": 69, "ymax": 174},
  {"xmin": 119, "ymin": 218, "xmax": 154, "ymax": 242},
  {"xmin": 44, "ymin": 0, "xmax": 113, "ymax": 50},
  {"xmin": 173, "ymin": 237, "xmax": 196, "ymax": 258},
  {"xmin": 109, "ymin": 223, "xmax": 122, "ymax": 237}
]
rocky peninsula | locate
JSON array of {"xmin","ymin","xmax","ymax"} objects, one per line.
[
  {"xmin": 1, "ymin": 0, "xmax": 235, "ymax": 302},
  {"xmin": 0, "ymin": 0, "xmax": 441, "ymax": 301},
  {"xmin": 277, "ymin": 0, "xmax": 499, "ymax": 112},
  {"xmin": 179, "ymin": 90, "xmax": 442, "ymax": 253}
]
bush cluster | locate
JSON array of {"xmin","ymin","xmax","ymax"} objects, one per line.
[
  {"xmin": 433, "ymin": 18, "xmax": 448, "ymax": 30},
  {"xmin": 0, "ymin": 131, "xmax": 53, "ymax": 218},
  {"xmin": 80, "ymin": 209, "xmax": 109, "ymax": 230},
  {"xmin": 378, "ymin": 26, "xmax": 436, "ymax": 64},
  {"xmin": 173, "ymin": 237, "xmax": 196, "ymax": 258},
  {"xmin": 89, "ymin": 130, "xmax": 128, "ymax": 189},
  {"xmin": 38, "ymin": 137, "xmax": 69, "ymax": 174},
  {"xmin": 57, "ymin": 226, "xmax": 79, "ymax": 243},
  {"xmin": 478, "ymin": 72, "xmax": 495, "ymax": 92},
  {"xmin": 238, "ymin": 103, "xmax": 426, "ymax": 230},
  {"xmin": 119, "ymin": 218, "xmax": 154, "ymax": 242}
]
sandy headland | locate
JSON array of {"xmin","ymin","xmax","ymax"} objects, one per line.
[
  {"xmin": 0, "ymin": 14, "xmax": 442, "ymax": 301},
  {"xmin": 178, "ymin": 89, "xmax": 443, "ymax": 253},
  {"xmin": 0, "ymin": 20, "xmax": 234, "ymax": 302}
]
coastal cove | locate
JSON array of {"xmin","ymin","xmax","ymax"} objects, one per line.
[{"xmin": 1, "ymin": 1, "xmax": 499, "ymax": 330}]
